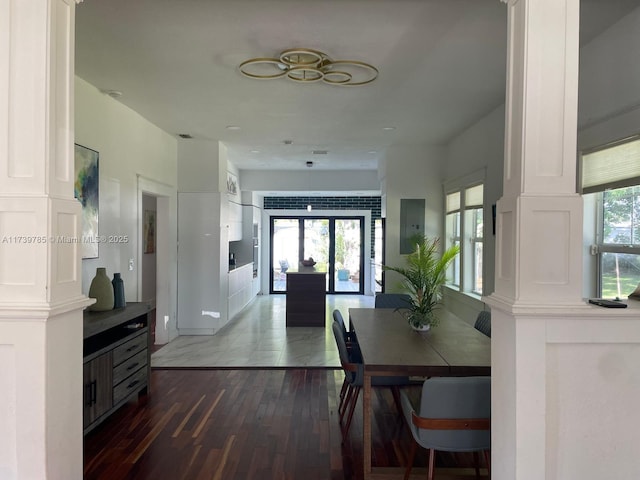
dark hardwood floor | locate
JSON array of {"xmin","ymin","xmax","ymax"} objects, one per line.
[{"xmin": 84, "ymin": 369, "xmax": 487, "ymax": 479}]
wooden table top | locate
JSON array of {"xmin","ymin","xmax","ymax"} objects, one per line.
[{"xmin": 348, "ymin": 307, "xmax": 491, "ymax": 377}]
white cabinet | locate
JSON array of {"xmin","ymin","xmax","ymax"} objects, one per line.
[
  {"xmin": 228, "ymin": 263, "xmax": 253, "ymax": 320},
  {"xmin": 178, "ymin": 192, "xmax": 224, "ymax": 335},
  {"xmin": 228, "ymin": 200, "xmax": 243, "ymax": 241}
]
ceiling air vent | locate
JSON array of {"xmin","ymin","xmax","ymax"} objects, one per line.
[
  {"xmin": 178, "ymin": 133, "xmax": 193, "ymax": 139},
  {"xmin": 312, "ymin": 150, "xmax": 328, "ymax": 155}
]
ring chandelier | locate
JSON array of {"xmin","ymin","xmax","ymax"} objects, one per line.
[{"xmin": 239, "ymin": 48, "xmax": 378, "ymax": 86}]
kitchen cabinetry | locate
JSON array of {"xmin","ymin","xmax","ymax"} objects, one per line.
[
  {"xmin": 228, "ymin": 200, "xmax": 243, "ymax": 241},
  {"xmin": 83, "ymin": 302, "xmax": 151, "ymax": 434},
  {"xmin": 286, "ymin": 269, "xmax": 326, "ymax": 326},
  {"xmin": 228, "ymin": 263, "xmax": 253, "ymax": 320}
]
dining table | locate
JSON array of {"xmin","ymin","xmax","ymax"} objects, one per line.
[{"xmin": 348, "ymin": 307, "xmax": 491, "ymax": 480}]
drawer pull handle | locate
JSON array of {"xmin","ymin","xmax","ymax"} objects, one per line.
[
  {"xmin": 126, "ymin": 362, "xmax": 139, "ymax": 371},
  {"xmin": 126, "ymin": 344, "xmax": 140, "ymax": 352},
  {"xmin": 127, "ymin": 380, "xmax": 140, "ymax": 389},
  {"xmin": 85, "ymin": 383, "xmax": 93, "ymax": 407}
]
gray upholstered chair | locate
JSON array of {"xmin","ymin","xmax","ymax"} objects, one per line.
[
  {"xmin": 332, "ymin": 309, "xmax": 360, "ymax": 411},
  {"xmin": 374, "ymin": 293, "xmax": 412, "ymax": 309},
  {"xmin": 474, "ymin": 311, "xmax": 491, "ymax": 338},
  {"xmin": 400, "ymin": 376, "xmax": 491, "ymax": 480},
  {"xmin": 332, "ymin": 320, "xmax": 408, "ymax": 438}
]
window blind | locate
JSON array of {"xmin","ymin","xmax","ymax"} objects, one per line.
[
  {"xmin": 446, "ymin": 192, "xmax": 460, "ymax": 213},
  {"xmin": 465, "ymin": 184, "xmax": 483, "ymax": 208},
  {"xmin": 581, "ymin": 136, "xmax": 640, "ymax": 194}
]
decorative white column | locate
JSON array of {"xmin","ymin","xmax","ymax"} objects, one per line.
[
  {"xmin": 0, "ymin": 0, "xmax": 90, "ymax": 478},
  {"xmin": 488, "ymin": 1, "xmax": 640, "ymax": 479}
]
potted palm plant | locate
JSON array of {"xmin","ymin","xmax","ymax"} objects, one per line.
[{"xmin": 382, "ymin": 235, "xmax": 460, "ymax": 331}]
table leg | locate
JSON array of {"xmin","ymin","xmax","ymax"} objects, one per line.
[{"xmin": 363, "ymin": 371, "xmax": 372, "ymax": 478}]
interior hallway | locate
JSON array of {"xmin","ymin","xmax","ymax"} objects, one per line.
[{"xmin": 151, "ymin": 294, "xmax": 374, "ymax": 368}]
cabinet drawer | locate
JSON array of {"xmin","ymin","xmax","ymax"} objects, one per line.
[
  {"xmin": 112, "ymin": 329, "xmax": 147, "ymax": 366},
  {"xmin": 113, "ymin": 367, "xmax": 147, "ymax": 406},
  {"xmin": 112, "ymin": 349, "xmax": 147, "ymax": 386}
]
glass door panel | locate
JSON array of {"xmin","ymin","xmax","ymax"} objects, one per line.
[
  {"xmin": 304, "ymin": 219, "xmax": 330, "ymax": 289},
  {"xmin": 270, "ymin": 216, "xmax": 364, "ymax": 294},
  {"xmin": 272, "ymin": 218, "xmax": 299, "ymax": 292},
  {"xmin": 334, "ymin": 219, "xmax": 362, "ymax": 292},
  {"xmin": 374, "ymin": 218, "xmax": 384, "ymax": 292}
]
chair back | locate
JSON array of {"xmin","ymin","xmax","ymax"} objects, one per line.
[
  {"xmin": 332, "ymin": 320, "xmax": 358, "ymax": 383},
  {"xmin": 416, "ymin": 376, "xmax": 490, "ymax": 452},
  {"xmin": 474, "ymin": 311, "xmax": 491, "ymax": 338},
  {"xmin": 374, "ymin": 293, "xmax": 412, "ymax": 309},
  {"xmin": 333, "ymin": 309, "xmax": 348, "ymax": 339}
]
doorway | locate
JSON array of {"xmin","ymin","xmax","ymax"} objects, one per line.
[
  {"xmin": 137, "ymin": 175, "xmax": 177, "ymax": 345},
  {"xmin": 270, "ymin": 216, "xmax": 365, "ymax": 294}
]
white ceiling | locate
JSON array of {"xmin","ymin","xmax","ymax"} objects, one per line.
[{"xmin": 75, "ymin": 0, "xmax": 639, "ymax": 175}]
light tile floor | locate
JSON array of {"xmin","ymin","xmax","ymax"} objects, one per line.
[{"xmin": 151, "ymin": 294, "xmax": 374, "ymax": 368}]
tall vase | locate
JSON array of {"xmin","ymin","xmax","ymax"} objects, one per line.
[
  {"xmin": 112, "ymin": 272, "xmax": 126, "ymax": 308},
  {"xmin": 88, "ymin": 267, "xmax": 114, "ymax": 311}
]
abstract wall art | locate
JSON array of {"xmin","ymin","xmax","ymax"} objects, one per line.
[{"xmin": 74, "ymin": 144, "xmax": 99, "ymax": 259}]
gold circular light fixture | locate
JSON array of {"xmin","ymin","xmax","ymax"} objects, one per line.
[{"xmin": 239, "ymin": 48, "xmax": 378, "ymax": 86}]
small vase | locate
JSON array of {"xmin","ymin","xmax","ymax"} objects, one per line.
[
  {"xmin": 412, "ymin": 323, "xmax": 431, "ymax": 332},
  {"xmin": 112, "ymin": 272, "xmax": 126, "ymax": 308},
  {"xmin": 88, "ymin": 267, "xmax": 114, "ymax": 311}
]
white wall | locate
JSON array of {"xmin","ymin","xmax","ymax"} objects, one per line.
[
  {"xmin": 75, "ymin": 77, "xmax": 179, "ymax": 341},
  {"xmin": 379, "ymin": 144, "xmax": 445, "ymax": 292},
  {"xmin": 441, "ymin": 104, "xmax": 505, "ymax": 323},
  {"xmin": 240, "ymin": 169, "xmax": 380, "ymax": 194},
  {"xmin": 75, "ymin": 77, "xmax": 178, "ymax": 297},
  {"xmin": 577, "ymin": 6, "xmax": 640, "ymax": 144}
]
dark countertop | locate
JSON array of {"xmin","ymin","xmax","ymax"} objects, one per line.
[
  {"xmin": 228, "ymin": 262, "xmax": 253, "ymax": 273},
  {"xmin": 286, "ymin": 264, "xmax": 327, "ymax": 274}
]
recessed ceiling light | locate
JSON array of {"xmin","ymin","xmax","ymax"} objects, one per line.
[
  {"xmin": 368, "ymin": 150, "xmax": 377, "ymax": 154},
  {"xmin": 382, "ymin": 126, "xmax": 396, "ymax": 131},
  {"xmin": 250, "ymin": 150, "xmax": 260, "ymax": 154},
  {"xmin": 100, "ymin": 89, "xmax": 123, "ymax": 98},
  {"xmin": 226, "ymin": 125, "xmax": 240, "ymax": 130}
]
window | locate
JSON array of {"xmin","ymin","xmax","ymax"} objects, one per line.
[
  {"xmin": 445, "ymin": 183, "xmax": 484, "ymax": 295},
  {"xmin": 581, "ymin": 135, "xmax": 640, "ymax": 297},
  {"xmin": 445, "ymin": 192, "xmax": 461, "ymax": 287}
]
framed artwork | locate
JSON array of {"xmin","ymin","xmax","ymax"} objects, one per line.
[
  {"xmin": 144, "ymin": 209, "xmax": 156, "ymax": 254},
  {"xmin": 226, "ymin": 171, "xmax": 238, "ymax": 196},
  {"xmin": 74, "ymin": 144, "xmax": 99, "ymax": 259}
]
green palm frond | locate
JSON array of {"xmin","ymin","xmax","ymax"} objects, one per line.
[{"xmin": 381, "ymin": 235, "xmax": 460, "ymax": 327}]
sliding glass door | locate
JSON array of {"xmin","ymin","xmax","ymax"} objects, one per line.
[
  {"xmin": 270, "ymin": 216, "xmax": 364, "ymax": 294},
  {"xmin": 334, "ymin": 218, "xmax": 362, "ymax": 292}
]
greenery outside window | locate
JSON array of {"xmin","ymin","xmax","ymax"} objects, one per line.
[
  {"xmin": 580, "ymin": 135, "xmax": 640, "ymax": 298},
  {"xmin": 445, "ymin": 183, "xmax": 484, "ymax": 295},
  {"xmin": 598, "ymin": 186, "xmax": 640, "ymax": 297},
  {"xmin": 445, "ymin": 192, "xmax": 461, "ymax": 287}
]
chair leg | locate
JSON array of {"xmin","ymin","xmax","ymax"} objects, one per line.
[
  {"xmin": 427, "ymin": 448, "xmax": 436, "ymax": 480},
  {"xmin": 391, "ymin": 386, "xmax": 403, "ymax": 414},
  {"xmin": 483, "ymin": 450, "xmax": 491, "ymax": 478},
  {"xmin": 340, "ymin": 384, "xmax": 354, "ymax": 420},
  {"xmin": 343, "ymin": 386, "xmax": 360, "ymax": 437},
  {"xmin": 473, "ymin": 451, "xmax": 480, "ymax": 478},
  {"xmin": 403, "ymin": 439, "xmax": 417, "ymax": 480},
  {"xmin": 338, "ymin": 378, "xmax": 349, "ymax": 413}
]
